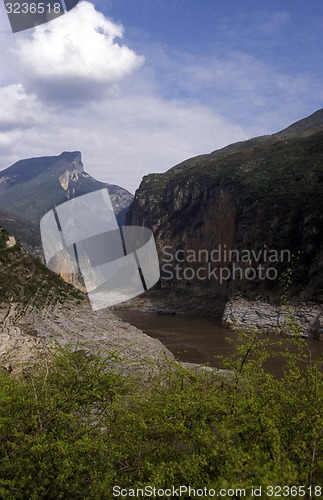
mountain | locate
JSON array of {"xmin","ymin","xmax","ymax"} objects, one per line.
[
  {"xmin": 127, "ymin": 109, "xmax": 323, "ymax": 311},
  {"xmin": 0, "ymin": 151, "xmax": 133, "ymax": 251}
]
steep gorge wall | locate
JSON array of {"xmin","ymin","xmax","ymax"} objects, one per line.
[
  {"xmin": 128, "ymin": 176, "xmax": 237, "ymax": 300},
  {"xmin": 127, "ymin": 131, "xmax": 323, "ymax": 309}
]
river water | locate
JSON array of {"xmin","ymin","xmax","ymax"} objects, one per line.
[{"xmin": 115, "ymin": 311, "xmax": 323, "ymax": 375}]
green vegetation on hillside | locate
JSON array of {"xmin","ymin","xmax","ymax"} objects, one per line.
[
  {"xmin": 0, "ymin": 332, "xmax": 322, "ymax": 499},
  {"xmin": 0, "ymin": 228, "xmax": 83, "ymax": 307},
  {"xmin": 141, "ymin": 131, "xmax": 323, "ymax": 201}
]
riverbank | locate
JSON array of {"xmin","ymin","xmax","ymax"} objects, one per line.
[
  {"xmin": 3, "ymin": 290, "xmax": 321, "ymax": 375},
  {"xmin": 112, "ymin": 288, "xmax": 227, "ymax": 317},
  {"xmin": 113, "ymin": 289, "xmax": 323, "ymax": 340}
]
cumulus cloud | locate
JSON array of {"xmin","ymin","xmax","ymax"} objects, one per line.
[{"xmin": 14, "ymin": 1, "xmax": 144, "ymax": 103}]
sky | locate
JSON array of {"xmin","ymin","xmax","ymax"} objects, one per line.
[{"xmin": 0, "ymin": 0, "xmax": 322, "ymax": 193}]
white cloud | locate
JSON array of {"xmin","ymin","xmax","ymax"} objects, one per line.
[
  {"xmin": 0, "ymin": 90, "xmax": 247, "ymax": 193},
  {"xmin": 0, "ymin": 2, "xmax": 321, "ymax": 194},
  {"xmin": 148, "ymin": 47, "xmax": 323, "ymax": 133},
  {"xmin": 0, "ymin": 84, "xmax": 46, "ymax": 131},
  {"xmin": 14, "ymin": 1, "xmax": 144, "ymax": 103}
]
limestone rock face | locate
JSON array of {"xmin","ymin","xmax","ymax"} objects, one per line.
[
  {"xmin": 222, "ymin": 297, "xmax": 322, "ymax": 339},
  {"xmin": 59, "ymin": 169, "xmax": 80, "ymax": 192},
  {"xmin": 0, "ymin": 301, "xmax": 174, "ymax": 375},
  {"xmin": 6, "ymin": 235, "xmax": 16, "ymax": 248}
]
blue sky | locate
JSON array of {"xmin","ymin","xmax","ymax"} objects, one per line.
[
  {"xmin": 0, "ymin": 0, "xmax": 322, "ymax": 192},
  {"xmin": 100, "ymin": 0, "xmax": 323, "ymax": 125}
]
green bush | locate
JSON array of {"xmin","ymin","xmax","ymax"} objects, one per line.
[{"xmin": 0, "ymin": 333, "xmax": 322, "ymax": 499}]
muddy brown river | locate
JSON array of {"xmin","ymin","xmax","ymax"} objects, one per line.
[{"xmin": 115, "ymin": 311, "xmax": 323, "ymax": 376}]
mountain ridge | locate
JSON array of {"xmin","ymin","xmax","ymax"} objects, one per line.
[
  {"xmin": 169, "ymin": 108, "xmax": 323, "ymax": 174},
  {"xmin": 0, "ymin": 151, "xmax": 133, "ymax": 251}
]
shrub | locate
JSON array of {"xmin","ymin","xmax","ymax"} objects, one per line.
[{"xmin": 0, "ymin": 332, "xmax": 322, "ymax": 498}]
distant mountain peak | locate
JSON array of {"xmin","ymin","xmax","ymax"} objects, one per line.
[
  {"xmin": 0, "ymin": 151, "xmax": 133, "ymax": 251},
  {"xmin": 0, "ymin": 151, "xmax": 84, "ymax": 182},
  {"xmin": 56, "ymin": 152, "xmax": 84, "ymax": 192},
  {"xmin": 59, "ymin": 151, "xmax": 83, "ymax": 171},
  {"xmin": 60, "ymin": 150, "xmax": 82, "ymax": 158}
]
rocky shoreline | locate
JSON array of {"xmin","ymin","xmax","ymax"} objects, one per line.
[
  {"xmin": 0, "ymin": 300, "xmax": 174, "ymax": 375},
  {"xmin": 2, "ymin": 291, "xmax": 321, "ymax": 375},
  {"xmin": 223, "ymin": 297, "xmax": 323, "ymax": 340},
  {"xmin": 113, "ymin": 290, "xmax": 323, "ymax": 341}
]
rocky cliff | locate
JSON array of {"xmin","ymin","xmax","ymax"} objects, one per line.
[{"xmin": 127, "ymin": 110, "xmax": 323, "ymax": 327}]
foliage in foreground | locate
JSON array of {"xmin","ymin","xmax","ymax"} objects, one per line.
[{"xmin": 0, "ymin": 333, "xmax": 322, "ymax": 499}]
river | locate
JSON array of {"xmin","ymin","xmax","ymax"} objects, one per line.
[{"xmin": 115, "ymin": 311, "xmax": 323, "ymax": 375}]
